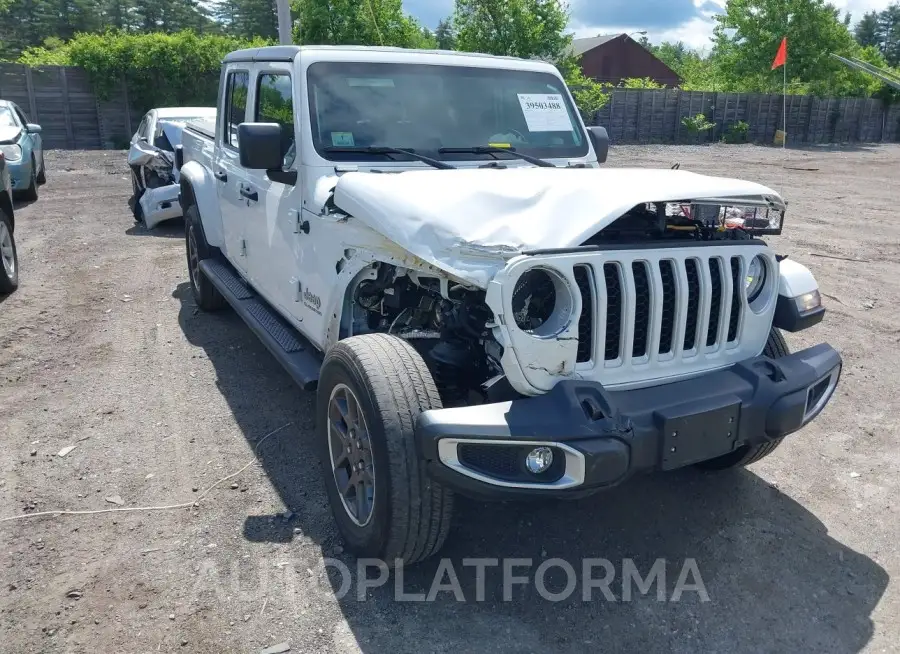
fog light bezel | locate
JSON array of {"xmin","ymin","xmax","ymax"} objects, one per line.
[
  {"xmin": 802, "ymin": 365, "xmax": 841, "ymax": 424},
  {"xmin": 438, "ymin": 438, "xmax": 585, "ymax": 489}
]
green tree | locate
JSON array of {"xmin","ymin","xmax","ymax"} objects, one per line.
[
  {"xmin": 212, "ymin": 0, "xmax": 277, "ymax": 39},
  {"xmin": 452, "ymin": 0, "xmax": 570, "ymax": 61},
  {"xmin": 877, "ymin": 3, "xmax": 900, "ymax": 66},
  {"xmin": 651, "ymin": 41, "xmax": 690, "ymax": 72},
  {"xmin": 712, "ymin": 0, "xmax": 873, "ymax": 95},
  {"xmin": 855, "ymin": 10, "xmax": 880, "ymax": 48},
  {"xmin": 435, "ymin": 17, "xmax": 456, "ymax": 49},
  {"xmin": 292, "ymin": 0, "xmax": 430, "ymax": 48}
]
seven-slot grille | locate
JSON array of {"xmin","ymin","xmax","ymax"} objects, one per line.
[{"xmin": 574, "ymin": 253, "xmax": 746, "ymax": 366}]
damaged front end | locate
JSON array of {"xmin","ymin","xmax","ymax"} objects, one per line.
[{"xmin": 128, "ymin": 121, "xmax": 185, "ymax": 229}]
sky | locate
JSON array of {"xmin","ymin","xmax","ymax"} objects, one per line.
[{"xmin": 402, "ymin": 0, "xmax": 898, "ymax": 51}]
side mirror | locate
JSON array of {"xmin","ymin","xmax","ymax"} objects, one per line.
[
  {"xmin": 26, "ymin": 123, "xmax": 42, "ymax": 134},
  {"xmin": 587, "ymin": 126, "xmax": 609, "ymax": 164},
  {"xmin": 238, "ymin": 123, "xmax": 296, "ymax": 185}
]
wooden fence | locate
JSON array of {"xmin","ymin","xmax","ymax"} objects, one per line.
[
  {"xmin": 593, "ymin": 87, "xmax": 900, "ymax": 145},
  {"xmin": 1, "ymin": 63, "xmax": 899, "ymax": 149},
  {"xmin": 0, "ymin": 63, "xmax": 136, "ymax": 149}
]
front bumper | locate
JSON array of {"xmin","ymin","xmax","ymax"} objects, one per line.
[
  {"xmin": 417, "ymin": 343, "xmax": 842, "ymax": 499},
  {"xmin": 7, "ymin": 160, "xmax": 28, "ymax": 189},
  {"xmin": 139, "ymin": 183, "xmax": 182, "ymax": 229}
]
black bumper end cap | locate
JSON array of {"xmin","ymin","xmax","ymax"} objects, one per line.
[{"xmin": 774, "ymin": 295, "xmax": 825, "ymax": 332}]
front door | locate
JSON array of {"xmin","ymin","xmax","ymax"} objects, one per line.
[
  {"xmin": 216, "ymin": 67, "xmax": 252, "ymax": 274},
  {"xmin": 244, "ymin": 64, "xmax": 307, "ymax": 322}
]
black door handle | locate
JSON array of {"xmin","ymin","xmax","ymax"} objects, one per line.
[
  {"xmin": 240, "ymin": 186, "xmax": 258, "ymax": 201},
  {"xmin": 214, "ymin": 170, "xmax": 227, "ymax": 182}
]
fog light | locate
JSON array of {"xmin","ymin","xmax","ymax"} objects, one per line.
[{"xmin": 525, "ymin": 447, "xmax": 554, "ymax": 474}]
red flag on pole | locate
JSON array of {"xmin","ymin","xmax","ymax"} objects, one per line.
[{"xmin": 771, "ymin": 37, "xmax": 787, "ymax": 69}]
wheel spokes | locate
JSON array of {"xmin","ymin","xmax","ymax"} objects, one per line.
[{"xmin": 328, "ymin": 383, "xmax": 376, "ymax": 526}]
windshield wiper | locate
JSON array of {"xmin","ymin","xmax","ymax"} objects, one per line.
[
  {"xmin": 323, "ymin": 146, "xmax": 455, "ymax": 170},
  {"xmin": 438, "ymin": 146, "xmax": 557, "ymax": 168}
]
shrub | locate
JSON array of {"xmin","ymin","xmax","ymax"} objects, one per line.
[
  {"xmin": 19, "ymin": 31, "xmax": 270, "ymax": 114},
  {"xmin": 722, "ymin": 120, "xmax": 750, "ymax": 144},
  {"xmin": 680, "ymin": 113, "xmax": 715, "ymax": 144}
]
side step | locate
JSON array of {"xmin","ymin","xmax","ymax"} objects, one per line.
[{"xmin": 200, "ymin": 259, "xmax": 321, "ymax": 391}]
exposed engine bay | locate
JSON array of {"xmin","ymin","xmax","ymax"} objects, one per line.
[
  {"xmin": 580, "ymin": 201, "xmax": 778, "ymax": 245},
  {"xmin": 347, "ymin": 262, "xmax": 500, "ymax": 407}
]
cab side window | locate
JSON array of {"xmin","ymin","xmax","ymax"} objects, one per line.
[
  {"xmin": 224, "ymin": 70, "xmax": 250, "ymax": 149},
  {"xmin": 256, "ymin": 72, "xmax": 295, "ymax": 167},
  {"xmin": 136, "ymin": 114, "xmax": 150, "ymax": 141}
]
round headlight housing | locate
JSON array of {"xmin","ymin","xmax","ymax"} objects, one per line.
[
  {"xmin": 511, "ymin": 267, "xmax": 574, "ymax": 337},
  {"xmin": 745, "ymin": 254, "xmax": 767, "ymax": 302},
  {"xmin": 0, "ymin": 144, "xmax": 22, "ymax": 162}
]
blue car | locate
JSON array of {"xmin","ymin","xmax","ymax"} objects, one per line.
[{"xmin": 0, "ymin": 100, "xmax": 45, "ymax": 201}]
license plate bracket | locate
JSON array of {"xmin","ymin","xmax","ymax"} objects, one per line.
[{"xmin": 659, "ymin": 402, "xmax": 741, "ymax": 470}]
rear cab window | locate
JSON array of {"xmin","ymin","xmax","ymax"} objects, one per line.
[
  {"xmin": 223, "ymin": 70, "xmax": 250, "ymax": 149},
  {"xmin": 255, "ymin": 72, "xmax": 296, "ymax": 168}
]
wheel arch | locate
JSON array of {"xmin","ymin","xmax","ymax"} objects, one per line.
[{"xmin": 179, "ymin": 161, "xmax": 224, "ymax": 248}]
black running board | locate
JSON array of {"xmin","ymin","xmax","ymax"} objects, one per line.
[{"xmin": 200, "ymin": 259, "xmax": 321, "ymax": 390}]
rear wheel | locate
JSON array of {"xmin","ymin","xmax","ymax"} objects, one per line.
[
  {"xmin": 0, "ymin": 209, "xmax": 19, "ymax": 294},
  {"xmin": 696, "ymin": 328, "xmax": 790, "ymax": 470},
  {"xmin": 318, "ymin": 334, "xmax": 454, "ymax": 565},
  {"xmin": 184, "ymin": 204, "xmax": 225, "ymax": 311}
]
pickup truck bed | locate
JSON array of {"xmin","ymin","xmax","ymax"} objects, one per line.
[{"xmin": 185, "ymin": 117, "xmax": 215, "ymax": 140}]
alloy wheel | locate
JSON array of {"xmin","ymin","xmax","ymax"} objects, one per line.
[
  {"xmin": 188, "ymin": 226, "xmax": 201, "ymax": 292},
  {"xmin": 327, "ymin": 383, "xmax": 376, "ymax": 527},
  {"xmin": 0, "ymin": 221, "xmax": 15, "ymax": 278}
]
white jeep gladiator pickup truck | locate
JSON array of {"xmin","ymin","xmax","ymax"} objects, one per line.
[{"xmin": 179, "ymin": 45, "xmax": 841, "ymax": 564}]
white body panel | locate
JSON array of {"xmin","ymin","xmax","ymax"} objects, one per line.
[
  {"xmin": 332, "ymin": 167, "xmax": 784, "ymax": 287},
  {"xmin": 778, "ymin": 258, "xmax": 819, "ymax": 297}
]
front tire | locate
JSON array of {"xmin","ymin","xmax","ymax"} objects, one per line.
[
  {"xmin": 318, "ymin": 334, "xmax": 454, "ymax": 565},
  {"xmin": 20, "ymin": 156, "xmax": 38, "ymax": 202},
  {"xmin": 0, "ymin": 208, "xmax": 19, "ymax": 294},
  {"xmin": 36, "ymin": 153, "xmax": 46, "ymax": 185},
  {"xmin": 130, "ymin": 169, "xmax": 144, "ymax": 224},
  {"xmin": 184, "ymin": 204, "xmax": 225, "ymax": 311},
  {"xmin": 696, "ymin": 328, "xmax": 790, "ymax": 470}
]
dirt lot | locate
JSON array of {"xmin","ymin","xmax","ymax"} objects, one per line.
[{"xmin": 0, "ymin": 145, "xmax": 898, "ymax": 653}]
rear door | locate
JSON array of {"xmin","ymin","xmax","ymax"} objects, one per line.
[
  {"xmin": 244, "ymin": 63, "xmax": 303, "ymax": 316},
  {"xmin": 216, "ymin": 66, "xmax": 252, "ymax": 273}
]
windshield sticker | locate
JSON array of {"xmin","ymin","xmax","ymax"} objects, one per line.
[
  {"xmin": 517, "ymin": 93, "xmax": 572, "ymax": 132},
  {"xmin": 330, "ymin": 131, "xmax": 355, "ymax": 146},
  {"xmin": 488, "ymin": 142, "xmax": 512, "ymax": 148},
  {"xmin": 347, "ymin": 78, "xmax": 395, "ymax": 87}
]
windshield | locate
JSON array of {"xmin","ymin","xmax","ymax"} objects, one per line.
[
  {"xmin": 307, "ymin": 62, "xmax": 588, "ymax": 163},
  {"xmin": 0, "ymin": 107, "xmax": 18, "ymax": 128}
]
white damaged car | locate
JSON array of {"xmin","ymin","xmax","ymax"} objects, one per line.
[
  {"xmin": 179, "ymin": 46, "xmax": 841, "ymax": 565},
  {"xmin": 128, "ymin": 107, "xmax": 215, "ymax": 229}
]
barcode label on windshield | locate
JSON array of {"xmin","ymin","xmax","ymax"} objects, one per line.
[{"xmin": 517, "ymin": 93, "xmax": 572, "ymax": 132}]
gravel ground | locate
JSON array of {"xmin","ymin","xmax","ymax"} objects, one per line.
[{"xmin": 0, "ymin": 145, "xmax": 898, "ymax": 653}]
